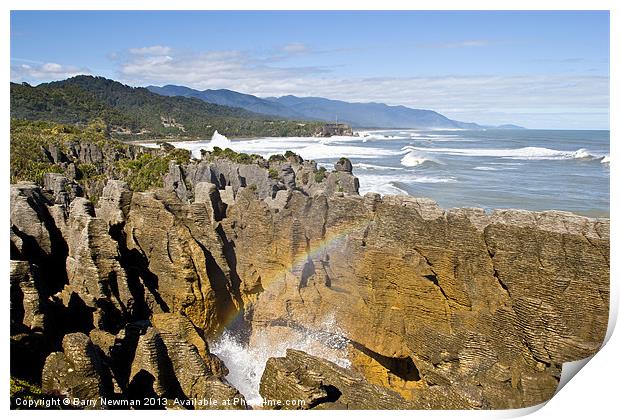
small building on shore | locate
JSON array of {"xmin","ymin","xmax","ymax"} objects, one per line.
[{"xmin": 314, "ymin": 123, "xmax": 353, "ymax": 137}]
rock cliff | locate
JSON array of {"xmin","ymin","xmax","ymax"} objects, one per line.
[{"xmin": 9, "ymin": 144, "xmax": 609, "ymax": 410}]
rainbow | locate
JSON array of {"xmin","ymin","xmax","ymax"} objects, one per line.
[{"xmin": 217, "ymin": 215, "xmax": 374, "ymax": 334}]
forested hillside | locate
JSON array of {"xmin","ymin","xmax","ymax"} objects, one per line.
[{"xmin": 11, "ymin": 76, "xmax": 323, "ymax": 138}]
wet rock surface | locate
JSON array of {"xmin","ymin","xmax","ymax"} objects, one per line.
[{"xmin": 9, "ymin": 149, "xmax": 609, "ymax": 410}]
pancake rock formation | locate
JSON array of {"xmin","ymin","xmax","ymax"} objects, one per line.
[{"xmin": 10, "ymin": 145, "xmax": 609, "ymax": 410}]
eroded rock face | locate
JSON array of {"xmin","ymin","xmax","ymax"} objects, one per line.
[
  {"xmin": 171, "ymin": 156, "xmax": 360, "ymax": 202},
  {"xmin": 260, "ymin": 349, "xmax": 413, "ymax": 409},
  {"xmin": 42, "ymin": 333, "xmax": 113, "ymax": 408},
  {"xmin": 10, "ymin": 179, "xmax": 247, "ymax": 409},
  {"xmin": 9, "ymin": 152, "xmax": 610, "ymax": 410},
  {"xmin": 222, "ymin": 192, "xmax": 608, "ymax": 409}
]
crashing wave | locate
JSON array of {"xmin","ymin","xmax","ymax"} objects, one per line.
[
  {"xmin": 211, "ymin": 314, "xmax": 350, "ymax": 406},
  {"xmin": 407, "ymin": 145, "xmax": 605, "ymax": 161},
  {"xmin": 353, "ymin": 162, "xmax": 401, "ymax": 171},
  {"xmin": 400, "ymin": 147, "xmax": 440, "ymax": 167},
  {"xmin": 209, "ymin": 130, "xmax": 232, "ymax": 149}
]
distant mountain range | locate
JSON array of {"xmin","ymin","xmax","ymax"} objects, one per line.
[{"xmin": 148, "ymin": 84, "xmax": 524, "ymax": 130}]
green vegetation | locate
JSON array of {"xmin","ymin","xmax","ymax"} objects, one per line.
[
  {"xmin": 115, "ymin": 149, "xmax": 191, "ymax": 192},
  {"xmin": 11, "ymin": 76, "xmax": 325, "ymax": 139},
  {"xmin": 77, "ymin": 163, "xmax": 98, "ymax": 180},
  {"xmin": 10, "ymin": 377, "xmax": 60, "ymax": 410},
  {"xmin": 268, "ymin": 168, "xmax": 279, "ymax": 179},
  {"xmin": 10, "ymin": 119, "xmax": 109, "ymax": 184},
  {"xmin": 11, "ymin": 119, "xmax": 194, "ymax": 196},
  {"xmin": 209, "ymin": 147, "xmax": 262, "ymax": 164},
  {"xmin": 315, "ymin": 166, "xmax": 327, "ymax": 183},
  {"xmin": 268, "ymin": 154, "xmax": 286, "ymax": 163}
]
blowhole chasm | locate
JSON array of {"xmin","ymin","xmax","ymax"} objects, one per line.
[{"xmin": 211, "ymin": 314, "xmax": 351, "ymax": 406}]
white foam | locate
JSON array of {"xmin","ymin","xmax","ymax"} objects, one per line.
[
  {"xmin": 473, "ymin": 166, "xmax": 497, "ymax": 171},
  {"xmin": 209, "ymin": 130, "xmax": 232, "ymax": 149},
  {"xmin": 400, "ymin": 150, "xmax": 438, "ymax": 167},
  {"xmin": 353, "ymin": 162, "xmax": 401, "ymax": 171},
  {"xmin": 165, "ymin": 135, "xmax": 401, "ymax": 161},
  {"xmin": 355, "ymin": 131, "xmax": 403, "ymax": 141},
  {"xmin": 357, "ymin": 177, "xmax": 408, "ymax": 196},
  {"xmin": 412, "ymin": 176, "xmax": 457, "ymax": 183},
  {"xmin": 294, "ymin": 143, "xmax": 399, "ymax": 160},
  {"xmin": 406, "ymin": 145, "xmax": 603, "ymax": 161},
  {"xmin": 357, "ymin": 172, "xmax": 456, "ymax": 196},
  {"xmin": 211, "ymin": 314, "xmax": 350, "ymax": 406}
]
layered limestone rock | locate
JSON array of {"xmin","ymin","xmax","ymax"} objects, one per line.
[
  {"xmin": 166, "ymin": 154, "xmax": 360, "ymax": 203},
  {"xmin": 9, "ymin": 151, "xmax": 610, "ymax": 410},
  {"xmin": 127, "ymin": 315, "xmax": 244, "ymax": 409},
  {"xmin": 10, "ymin": 179, "xmax": 247, "ymax": 409},
  {"xmin": 121, "ymin": 189, "xmax": 243, "ymax": 334},
  {"xmin": 10, "ymin": 261, "xmax": 46, "ymax": 333},
  {"xmin": 221, "ymin": 191, "xmax": 609, "ymax": 409},
  {"xmin": 260, "ymin": 349, "xmax": 414, "ymax": 409},
  {"xmin": 42, "ymin": 333, "xmax": 113, "ymax": 408}
]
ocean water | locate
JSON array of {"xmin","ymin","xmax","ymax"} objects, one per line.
[{"xmin": 147, "ymin": 128, "xmax": 609, "ymax": 218}]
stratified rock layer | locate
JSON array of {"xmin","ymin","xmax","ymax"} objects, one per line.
[
  {"xmin": 223, "ymin": 191, "xmax": 608, "ymax": 409},
  {"xmin": 9, "ymin": 150, "xmax": 609, "ymax": 410}
]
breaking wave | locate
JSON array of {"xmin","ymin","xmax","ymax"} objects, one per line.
[
  {"xmin": 209, "ymin": 130, "xmax": 232, "ymax": 149},
  {"xmin": 400, "ymin": 148, "xmax": 440, "ymax": 167},
  {"xmin": 406, "ymin": 146, "xmax": 605, "ymax": 161},
  {"xmin": 357, "ymin": 172, "xmax": 456, "ymax": 196},
  {"xmin": 210, "ymin": 314, "xmax": 350, "ymax": 406},
  {"xmin": 353, "ymin": 162, "xmax": 401, "ymax": 171}
]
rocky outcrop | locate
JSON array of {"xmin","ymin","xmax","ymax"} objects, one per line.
[
  {"xmin": 10, "ymin": 179, "xmax": 247, "ymax": 409},
  {"xmin": 42, "ymin": 333, "xmax": 113, "ymax": 408},
  {"xmin": 62, "ymin": 198, "xmax": 133, "ymax": 331},
  {"xmin": 260, "ymin": 349, "xmax": 414, "ymax": 409},
  {"xmin": 168, "ymin": 154, "xmax": 360, "ymax": 203},
  {"xmin": 238, "ymin": 193, "xmax": 608, "ymax": 409},
  {"xmin": 9, "ymin": 148, "xmax": 609, "ymax": 410}
]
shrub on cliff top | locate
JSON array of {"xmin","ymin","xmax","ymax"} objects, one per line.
[
  {"xmin": 268, "ymin": 168, "xmax": 279, "ymax": 179},
  {"xmin": 209, "ymin": 146, "xmax": 258, "ymax": 164},
  {"xmin": 315, "ymin": 166, "xmax": 327, "ymax": 183},
  {"xmin": 10, "ymin": 119, "xmax": 109, "ymax": 184},
  {"xmin": 115, "ymin": 148, "xmax": 190, "ymax": 192}
]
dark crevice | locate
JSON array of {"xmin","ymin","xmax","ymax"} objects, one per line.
[
  {"xmin": 299, "ymin": 258, "xmax": 316, "ymax": 289},
  {"xmin": 110, "ymin": 223, "xmax": 169, "ymax": 318},
  {"xmin": 482, "ymin": 226, "xmax": 512, "ymax": 298},
  {"xmin": 307, "ymin": 384, "xmax": 342, "ymax": 408},
  {"xmin": 193, "ymin": 239, "xmax": 238, "ymax": 336},
  {"xmin": 350, "ymin": 341, "xmax": 421, "ymax": 382},
  {"xmin": 414, "ymin": 249, "xmax": 451, "ymax": 303}
]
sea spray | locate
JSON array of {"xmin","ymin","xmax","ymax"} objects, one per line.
[
  {"xmin": 209, "ymin": 130, "xmax": 232, "ymax": 149},
  {"xmin": 210, "ymin": 314, "xmax": 350, "ymax": 406}
]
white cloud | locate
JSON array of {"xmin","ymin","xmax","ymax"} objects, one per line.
[
  {"xmin": 128, "ymin": 45, "xmax": 172, "ymax": 56},
  {"xmin": 116, "ymin": 46, "xmax": 608, "ymax": 128},
  {"xmin": 420, "ymin": 40, "xmax": 492, "ymax": 49},
  {"xmin": 11, "ymin": 61, "xmax": 90, "ymax": 83},
  {"xmin": 281, "ymin": 42, "xmax": 310, "ymax": 54}
]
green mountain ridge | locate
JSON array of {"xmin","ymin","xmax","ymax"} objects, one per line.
[{"xmin": 10, "ymin": 75, "xmax": 324, "ymax": 138}]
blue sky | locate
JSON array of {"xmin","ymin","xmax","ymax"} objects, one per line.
[{"xmin": 10, "ymin": 10, "xmax": 610, "ymax": 129}]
